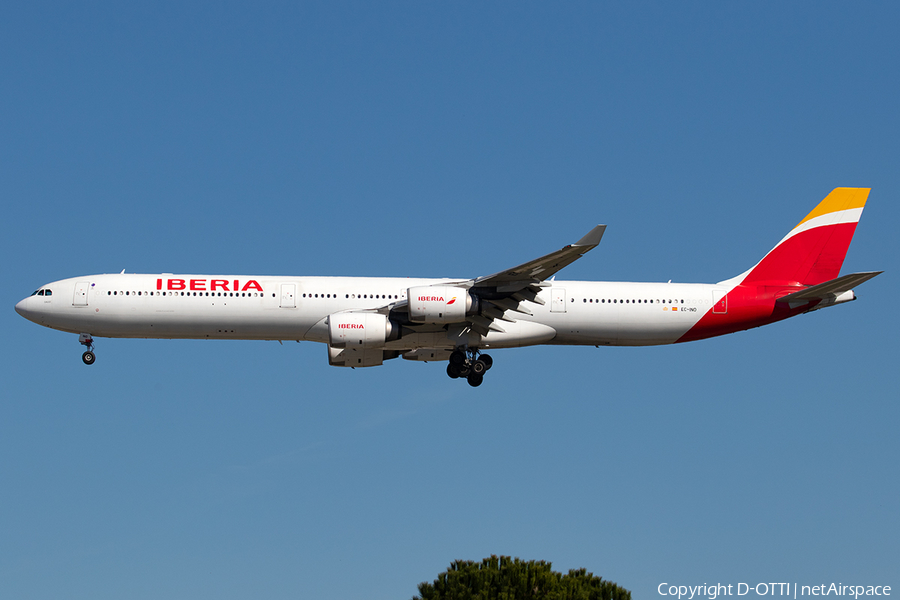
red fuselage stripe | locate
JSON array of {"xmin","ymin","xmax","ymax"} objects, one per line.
[{"xmin": 677, "ymin": 222, "xmax": 859, "ymax": 343}]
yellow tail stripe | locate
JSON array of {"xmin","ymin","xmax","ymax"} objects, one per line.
[{"xmin": 795, "ymin": 187, "xmax": 870, "ymax": 228}]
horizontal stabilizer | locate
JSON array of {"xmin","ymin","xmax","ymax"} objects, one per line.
[{"xmin": 777, "ymin": 271, "xmax": 882, "ymax": 303}]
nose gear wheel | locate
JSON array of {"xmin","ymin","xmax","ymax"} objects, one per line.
[{"xmin": 79, "ymin": 333, "xmax": 96, "ymax": 365}]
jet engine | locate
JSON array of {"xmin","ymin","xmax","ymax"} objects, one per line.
[
  {"xmin": 407, "ymin": 285, "xmax": 478, "ymax": 324},
  {"xmin": 327, "ymin": 312, "xmax": 398, "ymax": 348},
  {"xmin": 327, "ymin": 312, "xmax": 400, "ymax": 368}
]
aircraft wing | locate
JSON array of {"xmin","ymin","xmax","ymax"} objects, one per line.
[
  {"xmin": 471, "ymin": 225, "xmax": 606, "ymax": 291},
  {"xmin": 390, "ymin": 225, "xmax": 606, "ymax": 337}
]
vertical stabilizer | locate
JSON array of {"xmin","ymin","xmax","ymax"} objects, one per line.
[{"xmin": 739, "ymin": 188, "xmax": 869, "ymax": 286}]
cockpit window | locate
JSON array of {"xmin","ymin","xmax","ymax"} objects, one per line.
[
  {"xmin": 31, "ymin": 290, "xmax": 39, "ymax": 296},
  {"xmin": 45, "ymin": 290, "xmax": 52, "ymax": 296},
  {"xmin": 38, "ymin": 290, "xmax": 45, "ymax": 296}
]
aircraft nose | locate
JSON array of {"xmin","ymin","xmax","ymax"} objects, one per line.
[{"xmin": 15, "ymin": 297, "xmax": 32, "ymax": 320}]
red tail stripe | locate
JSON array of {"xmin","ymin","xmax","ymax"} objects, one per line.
[{"xmin": 741, "ymin": 222, "xmax": 858, "ymax": 286}]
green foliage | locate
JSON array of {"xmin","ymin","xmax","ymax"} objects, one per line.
[{"xmin": 413, "ymin": 556, "xmax": 631, "ymax": 600}]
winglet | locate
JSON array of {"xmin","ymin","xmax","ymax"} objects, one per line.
[{"xmin": 574, "ymin": 225, "xmax": 606, "ymax": 248}]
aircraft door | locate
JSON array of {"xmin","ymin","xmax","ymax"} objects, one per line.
[
  {"xmin": 280, "ymin": 283, "xmax": 296, "ymax": 308},
  {"xmin": 73, "ymin": 281, "xmax": 90, "ymax": 306},
  {"xmin": 713, "ymin": 289, "xmax": 727, "ymax": 314},
  {"xmin": 550, "ymin": 288, "xmax": 567, "ymax": 313}
]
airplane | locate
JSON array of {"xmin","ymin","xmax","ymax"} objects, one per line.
[{"xmin": 15, "ymin": 187, "xmax": 881, "ymax": 387}]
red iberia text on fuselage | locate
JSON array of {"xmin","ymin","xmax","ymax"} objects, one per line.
[{"xmin": 157, "ymin": 278, "xmax": 264, "ymax": 292}]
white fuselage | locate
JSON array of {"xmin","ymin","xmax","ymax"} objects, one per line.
[{"xmin": 16, "ymin": 273, "xmax": 723, "ymax": 349}]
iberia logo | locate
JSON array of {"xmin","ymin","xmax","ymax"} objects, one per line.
[{"xmin": 447, "ymin": 297, "xmax": 457, "ymax": 305}]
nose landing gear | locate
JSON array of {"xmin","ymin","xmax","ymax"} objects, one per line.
[
  {"xmin": 446, "ymin": 348, "xmax": 493, "ymax": 387},
  {"xmin": 79, "ymin": 333, "xmax": 96, "ymax": 365}
]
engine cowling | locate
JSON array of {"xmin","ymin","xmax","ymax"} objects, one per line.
[
  {"xmin": 327, "ymin": 312, "xmax": 400, "ymax": 368},
  {"xmin": 408, "ymin": 285, "xmax": 477, "ymax": 324},
  {"xmin": 402, "ymin": 348, "xmax": 454, "ymax": 362},
  {"xmin": 328, "ymin": 312, "xmax": 398, "ymax": 348},
  {"xmin": 327, "ymin": 345, "xmax": 386, "ymax": 367}
]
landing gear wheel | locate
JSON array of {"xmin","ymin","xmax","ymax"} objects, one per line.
[
  {"xmin": 471, "ymin": 359, "xmax": 487, "ymax": 375},
  {"xmin": 478, "ymin": 354, "xmax": 493, "ymax": 370},
  {"xmin": 449, "ymin": 350, "xmax": 466, "ymax": 366},
  {"xmin": 78, "ymin": 334, "xmax": 95, "ymax": 365},
  {"xmin": 467, "ymin": 373, "xmax": 484, "ymax": 387},
  {"xmin": 447, "ymin": 363, "xmax": 461, "ymax": 379}
]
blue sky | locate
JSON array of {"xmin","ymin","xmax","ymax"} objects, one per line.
[{"xmin": 2, "ymin": 3, "xmax": 897, "ymax": 599}]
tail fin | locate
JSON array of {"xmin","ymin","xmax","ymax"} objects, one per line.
[{"xmin": 738, "ymin": 187, "xmax": 870, "ymax": 286}]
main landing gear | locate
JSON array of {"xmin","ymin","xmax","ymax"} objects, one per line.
[
  {"xmin": 446, "ymin": 348, "xmax": 493, "ymax": 387},
  {"xmin": 79, "ymin": 333, "xmax": 96, "ymax": 365}
]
